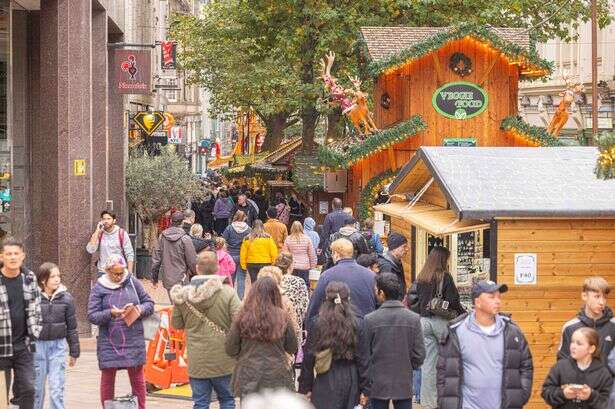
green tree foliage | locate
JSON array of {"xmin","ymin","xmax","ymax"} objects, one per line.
[
  {"xmin": 126, "ymin": 147, "xmax": 204, "ymax": 250},
  {"xmin": 171, "ymin": 0, "xmax": 610, "ymax": 150}
]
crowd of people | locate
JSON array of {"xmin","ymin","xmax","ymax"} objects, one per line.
[{"xmin": 0, "ymin": 186, "xmax": 614, "ymax": 409}]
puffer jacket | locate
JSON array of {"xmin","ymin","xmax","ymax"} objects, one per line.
[
  {"xmin": 437, "ymin": 313, "xmax": 533, "ymax": 409},
  {"xmin": 39, "ymin": 285, "xmax": 80, "ymax": 358},
  {"xmin": 239, "ymin": 236, "xmax": 278, "ymax": 270},
  {"xmin": 151, "ymin": 226, "xmax": 198, "ymax": 289},
  {"xmin": 87, "ymin": 273, "xmax": 154, "ymax": 369},
  {"xmin": 170, "ymin": 276, "xmax": 241, "ymax": 379}
]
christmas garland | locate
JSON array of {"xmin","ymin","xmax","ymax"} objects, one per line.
[
  {"xmin": 500, "ymin": 116, "xmax": 564, "ymax": 147},
  {"xmin": 449, "ymin": 52, "xmax": 472, "ymax": 77},
  {"xmin": 363, "ymin": 23, "xmax": 553, "ymax": 81},
  {"xmin": 318, "ymin": 115, "xmax": 427, "ymax": 168},
  {"xmin": 358, "ymin": 169, "xmax": 397, "ymax": 221},
  {"xmin": 594, "ymin": 132, "xmax": 615, "ymax": 180}
]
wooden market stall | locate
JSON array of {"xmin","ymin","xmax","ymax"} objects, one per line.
[
  {"xmin": 318, "ymin": 23, "xmax": 557, "ymax": 217},
  {"xmin": 376, "ymin": 146, "xmax": 615, "ymax": 409}
]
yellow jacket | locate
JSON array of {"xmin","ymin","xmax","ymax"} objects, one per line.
[{"xmin": 240, "ymin": 236, "xmax": 279, "ymax": 270}]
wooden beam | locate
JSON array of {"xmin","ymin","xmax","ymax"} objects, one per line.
[
  {"xmin": 479, "ymin": 53, "xmax": 501, "ymax": 86},
  {"xmin": 387, "ymin": 147, "xmax": 396, "ymax": 171},
  {"xmin": 431, "ymin": 53, "xmax": 444, "ymax": 85}
]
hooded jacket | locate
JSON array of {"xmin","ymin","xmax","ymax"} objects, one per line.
[
  {"xmin": 437, "ymin": 312, "xmax": 533, "ymax": 409},
  {"xmin": 222, "ymin": 222, "xmax": 251, "ymax": 259},
  {"xmin": 170, "ymin": 277, "xmax": 241, "ymax": 378},
  {"xmin": 303, "ymin": 217, "xmax": 320, "ymax": 251},
  {"xmin": 231, "ymin": 202, "xmax": 258, "ymax": 227},
  {"xmin": 542, "ymin": 358, "xmax": 612, "ymax": 409},
  {"xmin": 151, "ymin": 226, "xmax": 198, "ymax": 290},
  {"xmin": 87, "ymin": 273, "xmax": 154, "ymax": 369},
  {"xmin": 558, "ymin": 307, "xmax": 615, "ymax": 367},
  {"xmin": 325, "ymin": 226, "xmax": 370, "ymax": 268},
  {"xmin": 39, "ymin": 285, "xmax": 80, "ymax": 358}
]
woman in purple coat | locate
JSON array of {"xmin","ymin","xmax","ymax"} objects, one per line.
[{"xmin": 87, "ymin": 255, "xmax": 154, "ymax": 409}]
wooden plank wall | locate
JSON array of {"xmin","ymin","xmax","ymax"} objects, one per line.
[{"xmin": 498, "ymin": 219, "xmax": 615, "ymax": 409}]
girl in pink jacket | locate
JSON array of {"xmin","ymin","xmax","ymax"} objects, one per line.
[{"xmin": 215, "ymin": 237, "xmax": 235, "ymax": 287}]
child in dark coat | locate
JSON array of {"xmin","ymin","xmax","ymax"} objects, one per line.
[{"xmin": 542, "ymin": 327, "xmax": 612, "ymax": 409}]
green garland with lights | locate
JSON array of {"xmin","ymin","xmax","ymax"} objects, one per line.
[
  {"xmin": 291, "ymin": 153, "xmax": 324, "ymax": 191},
  {"xmin": 363, "ymin": 23, "xmax": 553, "ymax": 81},
  {"xmin": 358, "ymin": 170, "xmax": 397, "ymax": 221},
  {"xmin": 500, "ymin": 116, "xmax": 564, "ymax": 147},
  {"xmin": 318, "ymin": 115, "xmax": 427, "ymax": 168},
  {"xmin": 594, "ymin": 132, "xmax": 615, "ymax": 180}
]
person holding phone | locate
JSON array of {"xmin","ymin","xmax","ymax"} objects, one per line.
[
  {"xmin": 87, "ymin": 255, "xmax": 154, "ymax": 409},
  {"xmin": 86, "ymin": 210, "xmax": 134, "ymax": 278},
  {"xmin": 542, "ymin": 327, "xmax": 612, "ymax": 408}
]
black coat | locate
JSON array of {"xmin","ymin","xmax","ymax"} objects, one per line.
[
  {"xmin": 558, "ymin": 307, "xmax": 615, "ymax": 366},
  {"xmin": 363, "ymin": 300, "xmax": 425, "ymax": 400},
  {"xmin": 542, "ymin": 358, "xmax": 612, "ymax": 409},
  {"xmin": 437, "ymin": 313, "xmax": 533, "ymax": 409},
  {"xmin": 39, "ymin": 287, "xmax": 80, "ymax": 358},
  {"xmin": 413, "ymin": 273, "xmax": 465, "ymax": 318},
  {"xmin": 230, "ymin": 203, "xmax": 258, "ymax": 227},
  {"xmin": 376, "ymin": 253, "xmax": 407, "ymax": 296},
  {"xmin": 298, "ymin": 317, "xmax": 369, "ymax": 409},
  {"xmin": 324, "ymin": 228, "xmax": 370, "ymax": 269}
]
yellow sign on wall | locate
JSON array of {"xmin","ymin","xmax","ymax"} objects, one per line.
[{"xmin": 73, "ymin": 160, "xmax": 86, "ymax": 176}]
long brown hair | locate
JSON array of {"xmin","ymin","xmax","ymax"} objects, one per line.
[
  {"xmin": 247, "ymin": 219, "xmax": 270, "ymax": 240},
  {"xmin": 416, "ymin": 246, "xmax": 450, "ymax": 284},
  {"xmin": 313, "ymin": 281, "xmax": 357, "ymax": 360},
  {"xmin": 234, "ymin": 276, "xmax": 287, "ymax": 342}
]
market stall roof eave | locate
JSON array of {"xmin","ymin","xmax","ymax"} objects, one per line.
[
  {"xmin": 387, "ymin": 146, "xmax": 615, "ymax": 221},
  {"xmin": 374, "ymin": 202, "xmax": 490, "ymax": 236}
]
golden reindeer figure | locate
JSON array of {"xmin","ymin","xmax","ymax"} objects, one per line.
[{"xmin": 546, "ymin": 71, "xmax": 585, "ymax": 137}]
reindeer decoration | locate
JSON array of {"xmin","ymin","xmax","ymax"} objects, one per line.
[
  {"xmin": 546, "ymin": 71, "xmax": 585, "ymax": 137},
  {"xmin": 320, "ymin": 51, "xmax": 379, "ymax": 135}
]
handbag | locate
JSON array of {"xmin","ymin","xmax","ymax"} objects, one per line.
[
  {"xmin": 184, "ymin": 302, "xmax": 228, "ymax": 336},
  {"xmin": 104, "ymin": 395, "xmax": 138, "ymax": 409},
  {"xmin": 127, "ymin": 278, "xmax": 160, "ymax": 340},
  {"xmin": 426, "ymin": 278, "xmax": 458, "ymax": 320},
  {"xmin": 314, "ymin": 348, "xmax": 333, "ymax": 375}
]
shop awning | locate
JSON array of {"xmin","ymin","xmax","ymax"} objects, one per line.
[{"xmin": 374, "ymin": 202, "xmax": 490, "ymax": 236}]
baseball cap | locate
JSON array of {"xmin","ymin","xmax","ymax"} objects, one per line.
[
  {"xmin": 471, "ymin": 280, "xmax": 508, "ymax": 300},
  {"xmin": 171, "ymin": 211, "xmax": 185, "ymax": 223}
]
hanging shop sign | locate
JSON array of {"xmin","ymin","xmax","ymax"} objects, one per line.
[
  {"xmin": 133, "ymin": 111, "xmax": 165, "ymax": 136},
  {"xmin": 432, "ymin": 81, "xmax": 488, "ymax": 120},
  {"xmin": 443, "ymin": 138, "xmax": 477, "ymax": 147},
  {"xmin": 73, "ymin": 160, "xmax": 86, "ymax": 176},
  {"xmin": 168, "ymin": 126, "xmax": 183, "ymax": 144},
  {"xmin": 161, "ymin": 41, "xmax": 177, "ymax": 70},
  {"xmin": 114, "ymin": 50, "xmax": 151, "ymax": 95}
]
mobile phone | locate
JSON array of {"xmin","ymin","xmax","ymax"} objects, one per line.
[{"xmin": 568, "ymin": 384, "xmax": 584, "ymax": 391}]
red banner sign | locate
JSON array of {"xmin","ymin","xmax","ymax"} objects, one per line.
[
  {"xmin": 161, "ymin": 41, "xmax": 177, "ymax": 70},
  {"xmin": 114, "ymin": 50, "xmax": 151, "ymax": 95}
]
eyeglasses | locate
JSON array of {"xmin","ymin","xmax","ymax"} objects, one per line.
[{"xmin": 108, "ymin": 269, "xmax": 125, "ymax": 277}]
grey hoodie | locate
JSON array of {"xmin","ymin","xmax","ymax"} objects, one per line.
[
  {"xmin": 222, "ymin": 221, "xmax": 252, "ymax": 258},
  {"xmin": 151, "ymin": 226, "xmax": 197, "ymax": 289}
]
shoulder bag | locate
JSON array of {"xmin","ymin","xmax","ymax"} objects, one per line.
[
  {"xmin": 314, "ymin": 348, "xmax": 333, "ymax": 375},
  {"xmin": 184, "ymin": 302, "xmax": 227, "ymax": 336},
  {"xmin": 426, "ymin": 277, "xmax": 458, "ymax": 320}
]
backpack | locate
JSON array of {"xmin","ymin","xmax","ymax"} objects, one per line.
[
  {"xmin": 361, "ymin": 230, "xmax": 377, "ymax": 254},
  {"xmin": 93, "ymin": 228, "xmax": 127, "ymax": 266}
]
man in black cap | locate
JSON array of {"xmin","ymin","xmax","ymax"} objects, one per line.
[
  {"xmin": 437, "ymin": 280, "xmax": 533, "ymax": 409},
  {"xmin": 151, "ymin": 211, "xmax": 198, "ymax": 299},
  {"xmin": 377, "ymin": 232, "xmax": 409, "ymax": 295}
]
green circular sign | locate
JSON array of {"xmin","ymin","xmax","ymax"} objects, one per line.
[{"xmin": 432, "ymin": 81, "xmax": 488, "ymax": 120}]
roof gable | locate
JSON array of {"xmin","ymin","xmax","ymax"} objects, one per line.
[
  {"xmin": 360, "ymin": 23, "xmax": 552, "ymax": 80},
  {"xmin": 391, "ymin": 147, "xmax": 615, "ymax": 219}
]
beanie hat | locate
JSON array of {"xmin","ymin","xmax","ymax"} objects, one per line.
[{"xmin": 387, "ymin": 232, "xmax": 408, "ymax": 251}]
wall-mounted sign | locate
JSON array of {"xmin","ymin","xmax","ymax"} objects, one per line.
[
  {"xmin": 168, "ymin": 126, "xmax": 183, "ymax": 144},
  {"xmin": 73, "ymin": 160, "xmax": 86, "ymax": 176},
  {"xmin": 514, "ymin": 253, "xmax": 537, "ymax": 285},
  {"xmin": 432, "ymin": 81, "xmax": 488, "ymax": 120},
  {"xmin": 161, "ymin": 41, "xmax": 177, "ymax": 70},
  {"xmin": 114, "ymin": 50, "xmax": 151, "ymax": 95},
  {"xmin": 133, "ymin": 112, "xmax": 165, "ymax": 136},
  {"xmin": 443, "ymin": 138, "xmax": 477, "ymax": 147}
]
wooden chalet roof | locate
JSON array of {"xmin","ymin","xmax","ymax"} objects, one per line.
[
  {"xmin": 390, "ymin": 147, "xmax": 615, "ymax": 219},
  {"xmin": 360, "ymin": 23, "xmax": 552, "ymax": 79},
  {"xmin": 250, "ymin": 136, "xmax": 302, "ymax": 173}
]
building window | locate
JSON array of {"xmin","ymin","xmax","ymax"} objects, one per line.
[{"xmin": 166, "ymin": 78, "xmax": 178, "ymax": 102}]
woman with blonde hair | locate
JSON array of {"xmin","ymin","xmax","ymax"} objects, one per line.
[
  {"xmin": 282, "ymin": 221, "xmax": 316, "ymax": 288},
  {"xmin": 240, "ymin": 219, "xmax": 278, "ymax": 284}
]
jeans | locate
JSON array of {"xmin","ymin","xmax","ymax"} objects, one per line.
[
  {"xmin": 420, "ymin": 316, "xmax": 449, "ymax": 409},
  {"xmin": 371, "ymin": 398, "xmax": 411, "ymax": 409},
  {"xmin": 293, "ymin": 269, "xmax": 310, "ymax": 288},
  {"xmin": 412, "ymin": 368, "xmax": 421, "ymax": 403},
  {"xmin": 246, "ymin": 263, "xmax": 269, "ymax": 284},
  {"xmin": 189, "ymin": 375, "xmax": 235, "ymax": 409},
  {"xmin": 34, "ymin": 339, "xmax": 67, "ymax": 409},
  {"xmin": 231, "ymin": 256, "xmax": 245, "ymax": 300},
  {"xmin": 100, "ymin": 366, "xmax": 146, "ymax": 409},
  {"xmin": 0, "ymin": 346, "xmax": 35, "ymax": 409}
]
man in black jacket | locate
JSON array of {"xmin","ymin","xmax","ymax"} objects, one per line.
[
  {"xmin": 362, "ymin": 273, "xmax": 425, "ymax": 409},
  {"xmin": 377, "ymin": 232, "xmax": 409, "ymax": 295},
  {"xmin": 437, "ymin": 280, "xmax": 533, "ymax": 409},
  {"xmin": 557, "ymin": 276, "xmax": 615, "ymax": 371},
  {"xmin": 230, "ymin": 194, "xmax": 258, "ymax": 227},
  {"xmin": 324, "ymin": 218, "xmax": 369, "ymax": 269}
]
